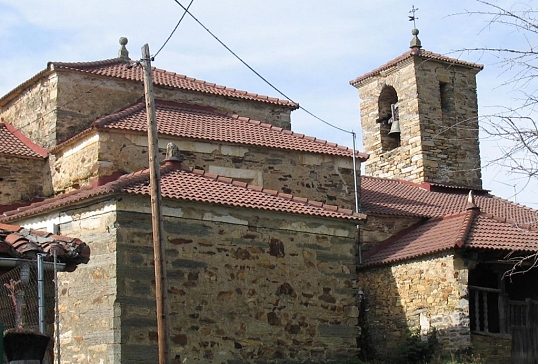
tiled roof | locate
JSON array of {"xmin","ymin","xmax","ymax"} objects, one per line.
[
  {"xmin": 350, "ymin": 49, "xmax": 484, "ymax": 86},
  {"xmin": 1, "ymin": 162, "xmax": 365, "ymax": 223},
  {"xmin": 50, "ymin": 59, "xmax": 297, "ymax": 108},
  {"xmin": 467, "ymin": 214, "xmax": 538, "ymax": 251},
  {"xmin": 362, "ymin": 210, "xmax": 474, "ymax": 267},
  {"xmin": 361, "ymin": 176, "xmax": 538, "ymax": 227},
  {"xmin": 0, "ymin": 223, "xmax": 90, "ymax": 271},
  {"xmin": 52, "ymin": 99, "xmax": 367, "ymax": 159},
  {"xmin": 0, "ymin": 122, "xmax": 48, "ymax": 158},
  {"xmin": 362, "ymin": 209, "xmax": 538, "ymax": 267}
]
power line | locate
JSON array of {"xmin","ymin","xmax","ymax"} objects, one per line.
[
  {"xmin": 154, "ymin": 0, "xmax": 195, "ymax": 59},
  {"xmin": 171, "ymin": 0, "xmax": 353, "ymax": 135}
]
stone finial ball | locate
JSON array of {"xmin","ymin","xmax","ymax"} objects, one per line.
[
  {"xmin": 412, "ymin": 29, "xmax": 419, "ymax": 36},
  {"xmin": 119, "ymin": 37, "xmax": 128, "ymax": 46}
]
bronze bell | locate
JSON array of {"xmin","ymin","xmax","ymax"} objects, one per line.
[{"xmin": 388, "ymin": 118, "xmax": 401, "ymax": 138}]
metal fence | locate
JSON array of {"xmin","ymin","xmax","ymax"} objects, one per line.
[{"xmin": 0, "ymin": 261, "xmax": 57, "ymax": 363}]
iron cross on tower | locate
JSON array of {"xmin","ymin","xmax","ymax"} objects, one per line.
[{"xmin": 409, "ymin": 5, "xmax": 419, "ymax": 28}]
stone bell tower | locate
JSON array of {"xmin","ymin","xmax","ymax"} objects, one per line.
[{"xmin": 350, "ymin": 27, "xmax": 484, "ymax": 189}]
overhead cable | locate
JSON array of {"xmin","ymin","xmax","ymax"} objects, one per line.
[
  {"xmin": 154, "ymin": 0, "xmax": 195, "ymax": 59},
  {"xmin": 171, "ymin": 0, "xmax": 353, "ymax": 135}
]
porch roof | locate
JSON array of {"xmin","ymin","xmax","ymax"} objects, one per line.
[
  {"xmin": 362, "ymin": 207, "xmax": 538, "ymax": 267},
  {"xmin": 0, "ymin": 223, "xmax": 90, "ymax": 272}
]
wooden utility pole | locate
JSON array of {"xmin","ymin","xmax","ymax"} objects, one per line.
[{"xmin": 142, "ymin": 43, "xmax": 170, "ymax": 364}]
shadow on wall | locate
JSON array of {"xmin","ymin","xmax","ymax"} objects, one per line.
[{"xmin": 358, "ymin": 253, "xmax": 472, "ymax": 363}]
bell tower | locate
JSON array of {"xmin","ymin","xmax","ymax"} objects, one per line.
[{"xmin": 350, "ymin": 27, "xmax": 483, "ymax": 189}]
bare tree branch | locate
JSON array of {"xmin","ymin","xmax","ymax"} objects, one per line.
[{"xmin": 456, "ymin": 1, "xmax": 538, "ymax": 275}]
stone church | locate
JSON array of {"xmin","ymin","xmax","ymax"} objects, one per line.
[{"xmin": 1, "ymin": 29, "xmax": 538, "ymax": 363}]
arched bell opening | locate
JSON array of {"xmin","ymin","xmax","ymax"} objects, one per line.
[{"xmin": 377, "ymin": 86, "xmax": 400, "ymax": 151}]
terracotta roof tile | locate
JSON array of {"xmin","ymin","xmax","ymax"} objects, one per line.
[
  {"xmin": 361, "ymin": 176, "xmax": 538, "ymax": 227},
  {"xmin": 362, "ymin": 206, "xmax": 538, "ymax": 268},
  {"xmin": 362, "ymin": 211, "xmax": 472, "ymax": 267},
  {"xmin": 350, "ymin": 49, "xmax": 483, "ymax": 86},
  {"xmin": 0, "ymin": 222, "xmax": 90, "ymax": 271},
  {"xmin": 53, "ymin": 99, "xmax": 367, "ymax": 159},
  {"xmin": 467, "ymin": 214, "xmax": 538, "ymax": 252},
  {"xmin": 0, "ymin": 122, "xmax": 48, "ymax": 158},
  {"xmin": 1, "ymin": 163, "xmax": 365, "ymax": 223},
  {"xmin": 50, "ymin": 59, "xmax": 298, "ymax": 108}
]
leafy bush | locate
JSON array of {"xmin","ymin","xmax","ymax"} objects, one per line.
[{"xmin": 396, "ymin": 329, "xmax": 438, "ymax": 364}]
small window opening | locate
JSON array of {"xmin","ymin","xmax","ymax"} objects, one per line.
[{"xmin": 439, "ymin": 81, "xmax": 454, "ymax": 121}]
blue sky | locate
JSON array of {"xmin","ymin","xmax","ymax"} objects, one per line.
[{"xmin": 1, "ymin": 0, "xmax": 537, "ymax": 207}]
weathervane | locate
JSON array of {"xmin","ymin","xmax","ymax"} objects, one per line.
[
  {"xmin": 408, "ymin": 5, "xmax": 422, "ymax": 50},
  {"xmin": 409, "ymin": 5, "xmax": 419, "ymax": 28}
]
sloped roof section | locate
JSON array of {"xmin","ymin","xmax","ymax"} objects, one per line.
[
  {"xmin": 0, "ymin": 223, "xmax": 90, "ymax": 271},
  {"xmin": 49, "ymin": 59, "xmax": 298, "ymax": 108},
  {"xmin": 53, "ymin": 99, "xmax": 367, "ymax": 159},
  {"xmin": 361, "ymin": 176, "xmax": 538, "ymax": 227},
  {"xmin": 350, "ymin": 49, "xmax": 483, "ymax": 86},
  {"xmin": 362, "ymin": 209, "xmax": 538, "ymax": 267},
  {"xmin": 0, "ymin": 122, "xmax": 48, "ymax": 158},
  {"xmin": 467, "ymin": 214, "xmax": 538, "ymax": 252},
  {"xmin": 362, "ymin": 210, "xmax": 474, "ymax": 267},
  {"xmin": 1, "ymin": 162, "xmax": 365, "ymax": 223}
]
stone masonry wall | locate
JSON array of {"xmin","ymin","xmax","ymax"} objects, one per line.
[
  {"xmin": 357, "ymin": 59, "xmax": 422, "ymax": 182},
  {"xmin": 0, "ymin": 73, "xmax": 59, "ymax": 149},
  {"xmin": 51, "ymin": 133, "xmax": 101, "ymax": 193},
  {"xmin": 358, "ymin": 252, "xmax": 470, "ymax": 361},
  {"xmin": 2, "ymin": 68, "xmax": 293, "ymax": 150},
  {"xmin": 414, "ymin": 61, "xmax": 482, "ymax": 188},
  {"xmin": 0, "ymin": 155, "xmax": 52, "ymax": 204},
  {"xmin": 52, "ymin": 131, "xmax": 359, "ymax": 209},
  {"xmin": 115, "ymin": 196, "xmax": 360, "ymax": 363},
  {"xmin": 360, "ymin": 215, "xmax": 420, "ymax": 253},
  {"xmin": 356, "ymin": 56, "xmax": 481, "ymax": 189},
  {"xmin": 15, "ymin": 201, "xmax": 120, "ymax": 364}
]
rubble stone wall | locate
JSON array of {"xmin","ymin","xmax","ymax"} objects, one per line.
[
  {"xmin": 0, "ymin": 155, "xmax": 51, "ymax": 204},
  {"xmin": 359, "ymin": 252, "xmax": 470, "ymax": 361},
  {"xmin": 2, "ymin": 69, "xmax": 294, "ymax": 153},
  {"xmin": 52, "ymin": 131, "xmax": 359, "ymax": 208},
  {"xmin": 415, "ymin": 61, "xmax": 482, "ymax": 188},
  {"xmin": 0, "ymin": 73, "xmax": 59, "ymax": 149},
  {"xmin": 115, "ymin": 196, "xmax": 360, "ymax": 363},
  {"xmin": 15, "ymin": 201, "xmax": 120, "ymax": 364},
  {"xmin": 360, "ymin": 214, "xmax": 420, "ymax": 253},
  {"xmin": 51, "ymin": 133, "xmax": 100, "ymax": 193}
]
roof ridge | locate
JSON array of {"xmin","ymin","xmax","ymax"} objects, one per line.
[
  {"xmin": 454, "ymin": 208, "xmax": 480, "ymax": 248},
  {"xmin": 1, "ymin": 121, "xmax": 49, "ymax": 158},
  {"xmin": 150, "ymin": 68, "xmax": 297, "ymax": 108},
  {"xmin": 51, "ymin": 59, "xmax": 298, "ymax": 108},
  {"xmin": 49, "ymin": 58, "xmax": 131, "ymax": 70}
]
